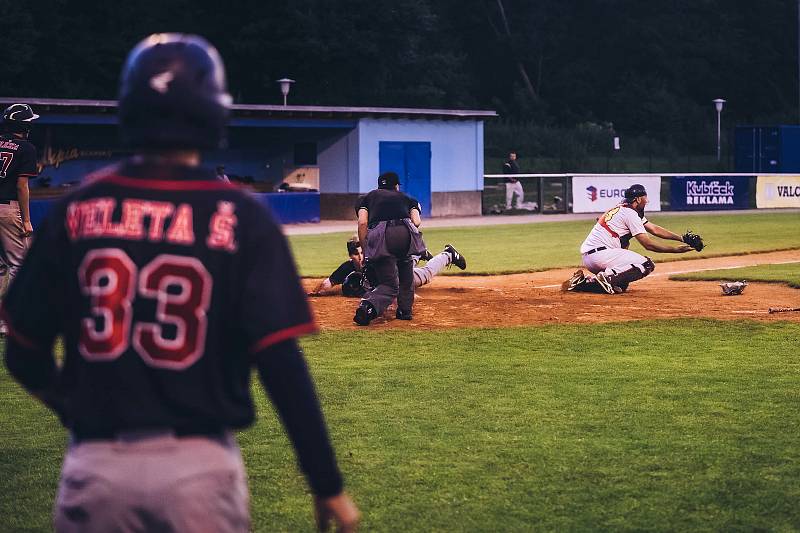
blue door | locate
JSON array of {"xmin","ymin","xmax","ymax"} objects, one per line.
[{"xmin": 379, "ymin": 141, "xmax": 432, "ymax": 216}]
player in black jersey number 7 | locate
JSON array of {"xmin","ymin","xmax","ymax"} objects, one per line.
[
  {"xmin": 2, "ymin": 34, "xmax": 358, "ymax": 532},
  {"xmin": 0, "ymin": 103, "xmax": 38, "ymax": 335}
]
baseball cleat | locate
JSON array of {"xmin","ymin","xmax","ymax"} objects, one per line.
[
  {"xmin": 353, "ymin": 301, "xmax": 378, "ymax": 326},
  {"xmin": 561, "ymin": 269, "xmax": 586, "ymax": 291},
  {"xmin": 444, "ymin": 244, "xmax": 467, "ymax": 270},
  {"xmin": 395, "ymin": 309, "xmax": 413, "ymax": 320},
  {"xmin": 595, "ymin": 272, "xmax": 623, "ymax": 294},
  {"xmin": 419, "ymin": 249, "xmax": 434, "ymax": 261}
]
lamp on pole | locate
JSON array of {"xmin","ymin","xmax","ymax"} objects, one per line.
[
  {"xmin": 713, "ymin": 98, "xmax": 726, "ymax": 162},
  {"xmin": 276, "ymin": 78, "xmax": 295, "ymax": 106}
]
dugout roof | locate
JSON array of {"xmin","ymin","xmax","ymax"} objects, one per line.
[{"xmin": 0, "ymin": 97, "xmax": 497, "ymax": 127}]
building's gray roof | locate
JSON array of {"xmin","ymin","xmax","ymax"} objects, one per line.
[{"xmin": 0, "ymin": 97, "xmax": 497, "ymax": 120}]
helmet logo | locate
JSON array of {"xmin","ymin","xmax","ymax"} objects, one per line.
[
  {"xmin": 6, "ymin": 104, "xmax": 38, "ymax": 122},
  {"xmin": 149, "ymin": 71, "xmax": 174, "ymax": 94}
]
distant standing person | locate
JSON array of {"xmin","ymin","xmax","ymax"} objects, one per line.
[
  {"xmin": 216, "ymin": 164, "xmax": 230, "ymax": 182},
  {"xmin": 502, "ymin": 151, "xmax": 525, "ymax": 210},
  {"xmin": 0, "ymin": 103, "xmax": 38, "ymax": 334},
  {"xmin": 353, "ymin": 171, "xmax": 426, "ymax": 325},
  {"xmin": 2, "ymin": 34, "xmax": 358, "ymax": 532}
]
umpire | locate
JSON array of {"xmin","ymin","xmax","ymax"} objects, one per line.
[{"xmin": 353, "ymin": 172, "xmax": 426, "ymax": 325}]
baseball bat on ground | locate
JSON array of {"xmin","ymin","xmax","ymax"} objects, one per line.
[{"xmin": 768, "ymin": 307, "xmax": 800, "ymax": 314}]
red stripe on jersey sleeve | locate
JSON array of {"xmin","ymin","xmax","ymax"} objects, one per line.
[
  {"xmin": 249, "ymin": 322, "xmax": 319, "ymax": 354},
  {"xmin": 0, "ymin": 308, "xmax": 41, "ymax": 350},
  {"xmin": 102, "ymin": 175, "xmax": 237, "ymax": 191}
]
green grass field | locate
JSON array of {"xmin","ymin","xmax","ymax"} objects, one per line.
[
  {"xmin": 289, "ymin": 211, "xmax": 800, "ymax": 277},
  {"xmin": 3, "ymin": 320, "xmax": 799, "ymax": 531},
  {"xmin": 3, "ymin": 211, "xmax": 799, "ymax": 531},
  {"xmin": 671, "ymin": 263, "xmax": 800, "ymax": 289}
]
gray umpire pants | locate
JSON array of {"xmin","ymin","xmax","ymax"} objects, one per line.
[
  {"xmin": 363, "ymin": 225, "xmax": 414, "ymax": 315},
  {"xmin": 0, "ymin": 200, "xmax": 29, "ymax": 299},
  {"xmin": 54, "ymin": 431, "xmax": 250, "ymax": 533}
]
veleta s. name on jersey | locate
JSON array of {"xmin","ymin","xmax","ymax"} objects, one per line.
[{"xmin": 66, "ymin": 198, "xmax": 238, "ymax": 252}]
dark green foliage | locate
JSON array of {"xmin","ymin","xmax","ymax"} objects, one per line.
[{"xmin": 2, "ymin": 1, "xmax": 797, "ymax": 138}]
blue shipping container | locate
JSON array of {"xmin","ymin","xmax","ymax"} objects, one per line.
[{"xmin": 735, "ymin": 125, "xmax": 800, "ymax": 173}]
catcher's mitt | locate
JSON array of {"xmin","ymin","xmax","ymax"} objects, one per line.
[
  {"xmin": 720, "ymin": 280, "xmax": 747, "ymax": 296},
  {"xmin": 682, "ymin": 230, "xmax": 705, "ymax": 251}
]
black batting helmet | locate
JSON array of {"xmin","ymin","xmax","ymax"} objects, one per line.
[
  {"xmin": 1, "ymin": 103, "xmax": 39, "ymax": 136},
  {"xmin": 341, "ymin": 271, "xmax": 367, "ymax": 297},
  {"xmin": 624, "ymin": 184, "xmax": 647, "ymax": 203},
  {"xmin": 118, "ymin": 33, "xmax": 232, "ymax": 150}
]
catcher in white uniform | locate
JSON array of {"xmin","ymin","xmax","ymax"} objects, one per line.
[{"xmin": 562, "ymin": 184, "xmax": 694, "ymax": 294}]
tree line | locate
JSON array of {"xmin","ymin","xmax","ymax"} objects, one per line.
[{"xmin": 1, "ymin": 0, "xmax": 796, "ymax": 157}]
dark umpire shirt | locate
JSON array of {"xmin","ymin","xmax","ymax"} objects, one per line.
[
  {"xmin": 0, "ymin": 134, "xmax": 38, "ymax": 200},
  {"xmin": 356, "ymin": 188, "xmax": 420, "ymax": 226},
  {"xmin": 1, "ymin": 161, "xmax": 316, "ymax": 437}
]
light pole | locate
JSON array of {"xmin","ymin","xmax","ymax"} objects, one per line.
[
  {"xmin": 713, "ymin": 98, "xmax": 726, "ymax": 162},
  {"xmin": 276, "ymin": 78, "xmax": 295, "ymax": 106}
]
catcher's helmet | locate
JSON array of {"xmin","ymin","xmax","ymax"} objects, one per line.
[
  {"xmin": 624, "ymin": 184, "xmax": 647, "ymax": 202},
  {"xmin": 1, "ymin": 103, "xmax": 39, "ymax": 136},
  {"xmin": 118, "ymin": 33, "xmax": 232, "ymax": 150}
]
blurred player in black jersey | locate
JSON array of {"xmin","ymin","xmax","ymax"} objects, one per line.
[
  {"xmin": 309, "ymin": 236, "xmax": 466, "ymax": 298},
  {"xmin": 0, "ymin": 103, "xmax": 38, "ymax": 335},
  {"xmin": 2, "ymin": 34, "xmax": 358, "ymax": 532}
]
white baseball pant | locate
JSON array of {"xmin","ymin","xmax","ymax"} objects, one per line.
[
  {"xmin": 582, "ymin": 248, "xmax": 651, "ymax": 277},
  {"xmin": 505, "ymin": 181, "xmax": 524, "ymax": 209}
]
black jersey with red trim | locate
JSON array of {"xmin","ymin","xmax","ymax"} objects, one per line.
[
  {"xmin": 0, "ymin": 134, "xmax": 38, "ymax": 200},
  {"xmin": 328, "ymin": 260, "xmax": 358, "ymax": 285},
  {"xmin": 1, "ymin": 161, "xmax": 316, "ymax": 436}
]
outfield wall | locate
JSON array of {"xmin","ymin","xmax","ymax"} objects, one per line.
[
  {"xmin": 29, "ymin": 192, "xmax": 320, "ymax": 229},
  {"xmin": 483, "ymin": 173, "xmax": 797, "ymax": 214}
]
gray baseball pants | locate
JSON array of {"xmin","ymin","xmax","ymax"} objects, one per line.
[
  {"xmin": 54, "ymin": 431, "xmax": 250, "ymax": 533},
  {"xmin": 0, "ymin": 200, "xmax": 29, "ymax": 298},
  {"xmin": 412, "ymin": 251, "xmax": 450, "ymax": 287}
]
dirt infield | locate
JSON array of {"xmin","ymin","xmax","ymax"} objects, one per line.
[{"xmin": 305, "ymin": 250, "xmax": 800, "ymax": 329}]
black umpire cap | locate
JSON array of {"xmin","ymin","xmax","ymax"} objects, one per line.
[{"xmin": 378, "ymin": 172, "xmax": 400, "ymax": 190}]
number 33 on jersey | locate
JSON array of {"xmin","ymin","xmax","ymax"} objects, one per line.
[{"xmin": 1, "ymin": 166, "xmax": 315, "ymax": 378}]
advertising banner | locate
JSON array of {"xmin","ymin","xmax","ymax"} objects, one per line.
[
  {"xmin": 670, "ymin": 176, "xmax": 750, "ymax": 210},
  {"xmin": 571, "ymin": 176, "xmax": 661, "ymax": 213},
  {"xmin": 756, "ymin": 175, "xmax": 800, "ymax": 208}
]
